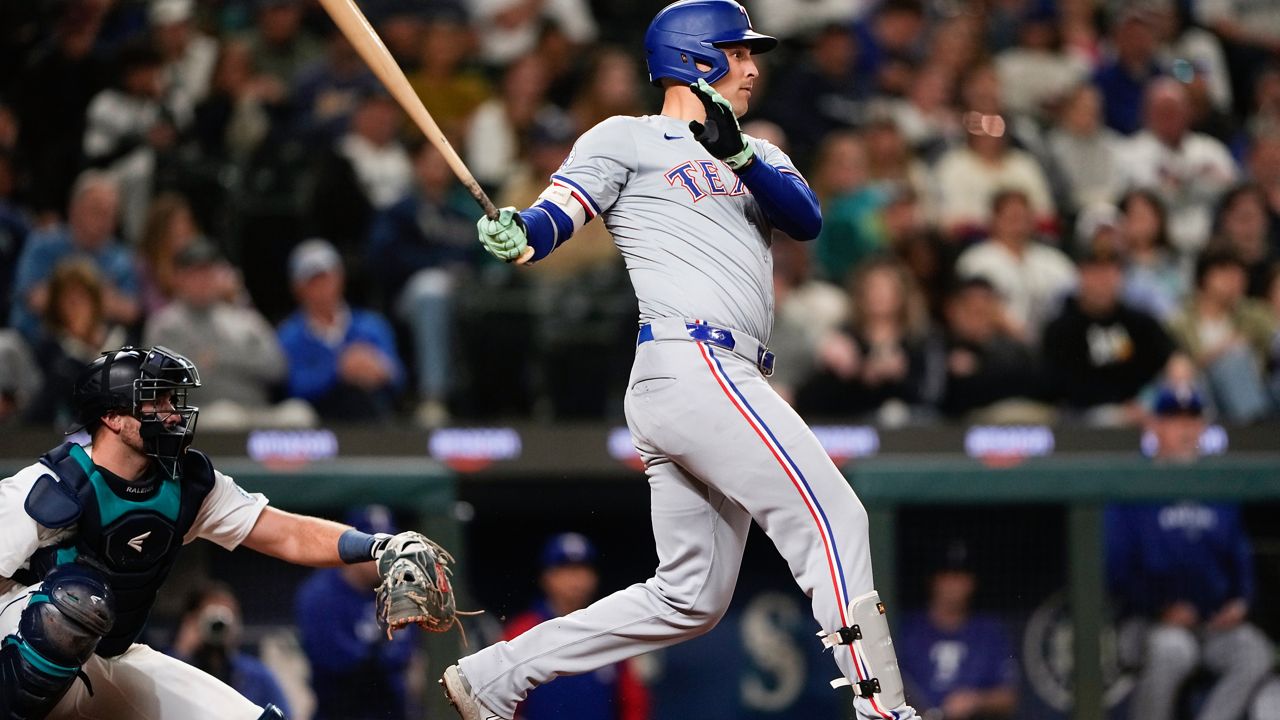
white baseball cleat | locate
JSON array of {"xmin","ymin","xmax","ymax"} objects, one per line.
[{"xmin": 440, "ymin": 664, "xmax": 509, "ymax": 720}]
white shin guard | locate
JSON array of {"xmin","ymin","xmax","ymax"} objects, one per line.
[{"xmin": 818, "ymin": 590, "xmax": 907, "ymax": 709}]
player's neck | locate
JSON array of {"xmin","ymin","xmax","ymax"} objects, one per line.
[
  {"xmin": 660, "ymin": 86, "xmax": 708, "ymax": 122},
  {"xmin": 90, "ymin": 434, "xmax": 151, "ymax": 482}
]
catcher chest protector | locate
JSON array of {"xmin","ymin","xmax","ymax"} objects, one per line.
[
  {"xmin": 644, "ymin": 0, "xmax": 778, "ymax": 87},
  {"xmin": 18, "ymin": 442, "xmax": 216, "ymax": 657}
]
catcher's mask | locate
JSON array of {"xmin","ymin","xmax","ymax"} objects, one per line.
[{"xmin": 72, "ymin": 346, "xmax": 201, "ymax": 479}]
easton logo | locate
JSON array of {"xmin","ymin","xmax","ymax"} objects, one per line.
[{"xmin": 127, "ymin": 531, "xmax": 152, "ymax": 552}]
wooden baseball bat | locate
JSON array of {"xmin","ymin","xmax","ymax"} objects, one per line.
[{"xmin": 316, "ymin": 0, "xmax": 533, "ymax": 263}]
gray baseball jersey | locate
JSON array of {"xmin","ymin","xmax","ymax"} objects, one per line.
[
  {"xmin": 543, "ymin": 114, "xmax": 800, "ymax": 341},
  {"xmin": 460, "ymin": 114, "xmax": 915, "ymax": 720}
]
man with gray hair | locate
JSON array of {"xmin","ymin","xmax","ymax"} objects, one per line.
[{"xmin": 9, "ymin": 171, "xmax": 139, "ymax": 344}]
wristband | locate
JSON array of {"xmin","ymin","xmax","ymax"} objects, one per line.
[{"xmin": 338, "ymin": 529, "xmax": 392, "ymax": 564}]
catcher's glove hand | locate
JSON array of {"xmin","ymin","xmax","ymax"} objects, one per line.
[{"xmin": 374, "ymin": 531, "xmax": 478, "ymax": 640}]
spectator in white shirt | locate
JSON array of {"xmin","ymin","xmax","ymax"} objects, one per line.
[
  {"xmin": 1118, "ymin": 78, "xmax": 1239, "ymax": 256},
  {"xmin": 465, "ymin": 0, "xmax": 597, "ymax": 66},
  {"xmin": 934, "ymin": 110, "xmax": 1057, "ymax": 241},
  {"xmin": 150, "ymin": 0, "xmax": 219, "ymax": 105},
  {"xmin": 1047, "ymin": 84, "xmax": 1127, "ymax": 214},
  {"xmin": 956, "ymin": 189, "xmax": 1078, "ymax": 341}
]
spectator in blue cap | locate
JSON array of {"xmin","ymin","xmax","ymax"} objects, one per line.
[
  {"xmin": 295, "ymin": 505, "xmax": 419, "ymax": 720},
  {"xmin": 504, "ymin": 533, "xmax": 650, "ymax": 720},
  {"xmin": 1105, "ymin": 386, "xmax": 1274, "ymax": 720}
]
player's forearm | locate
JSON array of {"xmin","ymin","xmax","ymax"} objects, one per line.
[
  {"xmin": 734, "ymin": 159, "xmax": 822, "ymax": 240},
  {"xmin": 241, "ymin": 507, "xmax": 350, "ymax": 567},
  {"xmin": 979, "ymin": 686, "xmax": 1018, "ymax": 715}
]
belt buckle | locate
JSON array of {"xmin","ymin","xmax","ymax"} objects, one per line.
[{"xmin": 758, "ymin": 347, "xmax": 776, "ymax": 377}]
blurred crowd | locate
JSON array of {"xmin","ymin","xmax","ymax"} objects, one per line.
[{"xmin": 1, "ymin": 0, "xmax": 1280, "ymax": 429}]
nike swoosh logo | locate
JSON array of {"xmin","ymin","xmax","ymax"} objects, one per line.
[{"xmin": 663, "ymin": 133, "xmax": 683, "ymax": 140}]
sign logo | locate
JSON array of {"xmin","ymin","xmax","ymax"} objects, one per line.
[{"xmin": 127, "ymin": 531, "xmax": 152, "ymax": 553}]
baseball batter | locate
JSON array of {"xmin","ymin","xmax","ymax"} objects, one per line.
[
  {"xmin": 441, "ymin": 2, "xmax": 918, "ymax": 719},
  {"xmin": 0, "ymin": 346, "xmax": 444, "ymax": 719}
]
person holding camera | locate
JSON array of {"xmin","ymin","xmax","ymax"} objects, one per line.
[{"xmin": 170, "ymin": 582, "xmax": 293, "ymax": 717}]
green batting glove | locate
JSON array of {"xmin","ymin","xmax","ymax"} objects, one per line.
[
  {"xmin": 689, "ymin": 78, "xmax": 755, "ymax": 171},
  {"xmin": 476, "ymin": 207, "xmax": 528, "ymax": 262}
]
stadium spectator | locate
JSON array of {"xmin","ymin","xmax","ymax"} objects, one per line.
[
  {"xmin": 1194, "ymin": 0, "xmax": 1280, "ymax": 115},
  {"xmin": 0, "ymin": 149, "xmax": 29, "ymax": 326},
  {"xmin": 853, "ymin": 0, "xmax": 928, "ymax": 97},
  {"xmin": 1116, "ymin": 189, "xmax": 1187, "ymax": 322},
  {"xmin": 191, "ymin": 39, "xmax": 280, "ymax": 165},
  {"xmin": 569, "ymin": 47, "xmax": 644, "ymax": 135},
  {"xmin": 170, "ymin": 582, "xmax": 293, "ymax": 717},
  {"xmin": 933, "ymin": 111, "xmax": 1057, "ymax": 241},
  {"xmin": 1245, "ymin": 66, "xmax": 1280, "ymax": 141},
  {"xmin": 1248, "ymin": 132, "xmax": 1280, "ymax": 223},
  {"xmin": 465, "ymin": 0, "xmax": 598, "ymax": 67},
  {"xmin": 899, "ymin": 539, "xmax": 1018, "ymax": 720},
  {"xmin": 136, "ymin": 192, "xmax": 200, "ymax": 314},
  {"xmin": 290, "ymin": 33, "xmax": 379, "ymax": 143},
  {"xmin": 1046, "ymin": 84, "xmax": 1126, "ymax": 214},
  {"xmin": 466, "ymin": 52, "xmax": 552, "ymax": 190},
  {"xmin": 1168, "ymin": 250, "xmax": 1276, "ymax": 423},
  {"xmin": 863, "ymin": 116, "xmax": 935, "ymax": 223},
  {"xmin": 812, "ymin": 132, "xmax": 887, "ymax": 284},
  {"xmin": 939, "ymin": 276, "xmax": 1047, "ymax": 420},
  {"xmin": 150, "ymin": 0, "xmax": 218, "ymax": 105},
  {"xmin": 796, "ymin": 256, "xmax": 940, "ymax": 424},
  {"xmin": 1269, "ymin": 265, "xmax": 1280, "ymax": 407},
  {"xmin": 408, "ymin": 8, "xmax": 491, "ymax": 141},
  {"xmin": 752, "ymin": 0, "xmax": 865, "ymax": 42},
  {"xmin": 9, "ymin": 171, "xmax": 139, "ymax": 344},
  {"xmin": 1212, "ymin": 183, "xmax": 1279, "ymax": 297},
  {"xmin": 0, "ymin": 330, "xmax": 40, "ymax": 425},
  {"xmin": 296, "ymin": 505, "xmax": 419, "ymax": 720},
  {"xmin": 995, "ymin": 6, "xmax": 1090, "ymax": 124},
  {"xmin": 1152, "ymin": 0, "xmax": 1234, "ymax": 118},
  {"xmin": 1093, "ymin": 8, "xmax": 1164, "ymax": 135},
  {"xmin": 885, "ymin": 63, "xmax": 962, "ymax": 157},
  {"xmin": 1107, "ymin": 385, "xmax": 1274, "ymax": 720},
  {"xmin": 1041, "ymin": 246, "xmax": 1175, "ymax": 424},
  {"xmin": 305, "ymin": 88, "xmax": 412, "ymax": 281},
  {"xmin": 83, "ymin": 40, "xmax": 192, "ymax": 242},
  {"xmin": 11, "ymin": 0, "xmax": 110, "ymax": 218},
  {"xmin": 762, "ymin": 23, "xmax": 864, "ymax": 165},
  {"xmin": 770, "ymin": 237, "xmax": 848, "ymax": 405},
  {"xmin": 145, "ymin": 240, "xmax": 314, "ymax": 430},
  {"xmin": 955, "ymin": 189, "xmax": 1077, "ymax": 340},
  {"xmin": 238, "ymin": 0, "xmax": 323, "ymax": 97},
  {"xmin": 278, "ymin": 238, "xmax": 404, "ymax": 421},
  {"xmin": 368, "ymin": 140, "xmax": 478, "ymax": 428},
  {"xmin": 1117, "ymin": 78, "xmax": 1238, "ymax": 255},
  {"xmin": 25, "ymin": 259, "xmax": 128, "ymax": 427},
  {"xmin": 504, "ymin": 533, "xmax": 650, "ymax": 720}
]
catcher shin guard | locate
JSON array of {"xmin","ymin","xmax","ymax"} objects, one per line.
[
  {"xmin": 1, "ymin": 565, "xmax": 115, "ymax": 718},
  {"xmin": 817, "ymin": 590, "xmax": 906, "ymax": 709}
]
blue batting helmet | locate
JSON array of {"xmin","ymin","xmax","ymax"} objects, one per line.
[{"xmin": 644, "ymin": 0, "xmax": 777, "ymax": 87}]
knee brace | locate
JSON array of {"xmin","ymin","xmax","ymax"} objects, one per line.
[
  {"xmin": 0, "ymin": 564, "xmax": 115, "ymax": 719},
  {"xmin": 818, "ymin": 591, "xmax": 906, "ymax": 710},
  {"xmin": 258, "ymin": 703, "xmax": 287, "ymax": 719}
]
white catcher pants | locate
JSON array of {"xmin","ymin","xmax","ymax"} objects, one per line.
[
  {"xmin": 460, "ymin": 322, "xmax": 913, "ymax": 720},
  {"xmin": 1, "ymin": 584, "xmax": 264, "ymax": 719}
]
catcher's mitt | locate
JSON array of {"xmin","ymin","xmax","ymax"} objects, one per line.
[{"xmin": 374, "ymin": 531, "xmax": 477, "ymax": 640}]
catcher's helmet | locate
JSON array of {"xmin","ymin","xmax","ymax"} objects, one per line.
[
  {"xmin": 72, "ymin": 346, "xmax": 201, "ymax": 477},
  {"xmin": 644, "ymin": 0, "xmax": 777, "ymax": 87}
]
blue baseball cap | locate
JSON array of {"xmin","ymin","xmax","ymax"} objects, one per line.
[
  {"xmin": 1152, "ymin": 386, "xmax": 1205, "ymax": 417},
  {"xmin": 345, "ymin": 505, "xmax": 398, "ymax": 535},
  {"xmin": 540, "ymin": 533, "xmax": 597, "ymax": 570}
]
